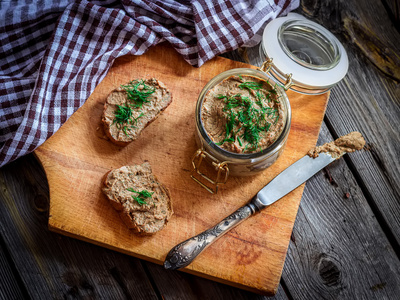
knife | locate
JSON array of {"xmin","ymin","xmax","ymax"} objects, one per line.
[{"xmin": 164, "ymin": 151, "xmax": 341, "ymax": 270}]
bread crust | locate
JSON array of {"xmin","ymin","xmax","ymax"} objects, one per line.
[
  {"xmin": 102, "ymin": 162, "xmax": 173, "ymax": 235},
  {"xmin": 101, "ymin": 78, "xmax": 172, "ymax": 146}
]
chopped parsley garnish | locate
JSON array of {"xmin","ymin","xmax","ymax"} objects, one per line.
[{"xmin": 127, "ymin": 188, "xmax": 153, "ymax": 205}]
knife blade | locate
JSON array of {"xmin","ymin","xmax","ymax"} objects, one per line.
[{"xmin": 164, "ymin": 151, "xmax": 340, "ymax": 271}]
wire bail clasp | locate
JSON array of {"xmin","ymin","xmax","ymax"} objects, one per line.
[
  {"xmin": 259, "ymin": 58, "xmax": 273, "ymax": 73},
  {"xmin": 191, "ymin": 149, "xmax": 229, "ymax": 194},
  {"xmin": 259, "ymin": 58, "xmax": 293, "ymax": 91}
]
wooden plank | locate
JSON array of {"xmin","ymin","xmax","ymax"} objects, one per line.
[
  {"xmin": 299, "ymin": 0, "xmax": 400, "ymax": 246},
  {"xmin": 227, "ymin": 42, "xmax": 400, "ymax": 297},
  {"xmin": 224, "ymin": 0, "xmax": 400, "ymax": 297},
  {"xmin": 2, "ymin": 2, "xmax": 397, "ymax": 299},
  {"xmin": 144, "ymin": 261, "xmax": 289, "ymax": 300},
  {"xmin": 0, "ymin": 153, "xmax": 292, "ymax": 299},
  {"xmin": 381, "ymin": 0, "xmax": 400, "ymax": 32},
  {"xmin": 33, "ymin": 43, "xmax": 329, "ymax": 295},
  {"xmin": 282, "ymin": 124, "xmax": 400, "ymax": 299},
  {"xmin": 301, "ymin": 0, "xmax": 400, "ymax": 81},
  {"xmin": 0, "ymin": 242, "xmax": 26, "ymax": 300},
  {"xmin": 0, "ymin": 155, "xmax": 159, "ymax": 299}
]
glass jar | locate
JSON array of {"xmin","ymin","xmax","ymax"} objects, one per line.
[
  {"xmin": 191, "ymin": 13, "xmax": 348, "ymax": 193},
  {"xmin": 191, "ymin": 68, "xmax": 291, "ymax": 193},
  {"xmin": 259, "ymin": 13, "xmax": 349, "ymax": 94}
]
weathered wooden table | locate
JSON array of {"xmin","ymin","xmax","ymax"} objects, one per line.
[{"xmin": 1, "ymin": 1, "xmax": 399, "ymax": 299}]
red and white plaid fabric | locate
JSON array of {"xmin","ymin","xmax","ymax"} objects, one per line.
[{"xmin": 0, "ymin": 0, "xmax": 299, "ymax": 167}]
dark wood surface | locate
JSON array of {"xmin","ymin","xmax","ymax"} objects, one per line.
[{"xmin": 1, "ymin": 1, "xmax": 399, "ymax": 299}]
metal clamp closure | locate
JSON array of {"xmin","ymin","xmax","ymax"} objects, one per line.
[
  {"xmin": 284, "ymin": 73, "xmax": 293, "ymax": 90},
  {"xmin": 259, "ymin": 58, "xmax": 273, "ymax": 73},
  {"xmin": 259, "ymin": 58, "xmax": 294, "ymax": 91},
  {"xmin": 191, "ymin": 149, "xmax": 229, "ymax": 194}
]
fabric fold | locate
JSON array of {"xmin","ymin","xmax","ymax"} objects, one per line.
[{"xmin": 0, "ymin": 0, "xmax": 299, "ymax": 166}]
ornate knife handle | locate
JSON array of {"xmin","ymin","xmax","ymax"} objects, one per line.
[{"xmin": 164, "ymin": 202, "xmax": 259, "ymax": 270}]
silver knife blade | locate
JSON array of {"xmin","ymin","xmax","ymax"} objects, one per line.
[
  {"xmin": 254, "ymin": 152, "xmax": 337, "ymax": 208},
  {"xmin": 164, "ymin": 151, "xmax": 341, "ymax": 270}
]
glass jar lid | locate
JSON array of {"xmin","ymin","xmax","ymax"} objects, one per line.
[{"xmin": 260, "ymin": 13, "xmax": 349, "ymax": 94}]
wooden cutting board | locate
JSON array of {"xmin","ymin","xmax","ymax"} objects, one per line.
[{"xmin": 34, "ymin": 43, "xmax": 329, "ymax": 296}]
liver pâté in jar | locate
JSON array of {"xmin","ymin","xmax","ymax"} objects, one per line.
[
  {"xmin": 192, "ymin": 68, "xmax": 291, "ymax": 192},
  {"xmin": 201, "ymin": 74, "xmax": 285, "ymax": 154}
]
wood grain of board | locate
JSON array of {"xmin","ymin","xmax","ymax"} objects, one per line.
[{"xmin": 34, "ymin": 43, "xmax": 329, "ymax": 295}]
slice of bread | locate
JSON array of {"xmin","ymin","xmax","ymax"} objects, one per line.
[
  {"xmin": 102, "ymin": 78, "xmax": 172, "ymax": 146},
  {"xmin": 102, "ymin": 162, "xmax": 173, "ymax": 234}
]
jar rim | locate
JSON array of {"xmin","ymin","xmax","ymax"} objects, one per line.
[{"xmin": 195, "ymin": 68, "xmax": 292, "ymax": 162}]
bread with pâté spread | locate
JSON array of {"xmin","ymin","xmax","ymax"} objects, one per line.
[
  {"xmin": 101, "ymin": 78, "xmax": 172, "ymax": 146},
  {"xmin": 102, "ymin": 162, "xmax": 173, "ymax": 234}
]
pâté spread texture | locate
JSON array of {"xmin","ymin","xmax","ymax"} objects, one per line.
[
  {"xmin": 307, "ymin": 131, "xmax": 365, "ymax": 158},
  {"xmin": 201, "ymin": 75, "xmax": 285, "ymax": 154},
  {"xmin": 102, "ymin": 78, "xmax": 172, "ymax": 146}
]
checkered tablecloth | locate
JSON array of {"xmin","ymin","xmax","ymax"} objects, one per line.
[{"xmin": 0, "ymin": 0, "xmax": 299, "ymax": 167}]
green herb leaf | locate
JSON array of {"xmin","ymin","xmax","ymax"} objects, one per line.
[
  {"xmin": 238, "ymin": 81, "xmax": 263, "ymax": 91},
  {"xmin": 216, "ymin": 76, "xmax": 280, "ymax": 151},
  {"xmin": 113, "ymin": 105, "xmax": 133, "ymax": 136},
  {"xmin": 126, "ymin": 188, "xmax": 154, "ymax": 205},
  {"xmin": 121, "ymin": 80, "xmax": 156, "ymax": 108},
  {"xmin": 114, "ymin": 105, "xmax": 132, "ymax": 124},
  {"xmin": 113, "ymin": 103, "xmax": 145, "ymax": 136},
  {"xmin": 237, "ymin": 136, "xmax": 243, "ymax": 147}
]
